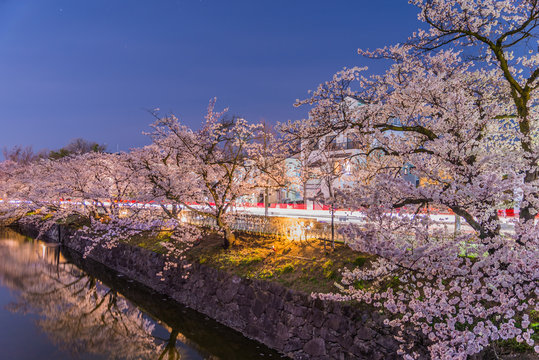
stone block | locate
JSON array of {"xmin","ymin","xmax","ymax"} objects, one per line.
[
  {"xmin": 312, "ymin": 308, "xmax": 325, "ymax": 328},
  {"xmin": 355, "ymin": 326, "xmax": 377, "ymax": 341},
  {"xmin": 303, "ymin": 337, "xmax": 327, "ymax": 357},
  {"xmin": 216, "ymin": 282, "xmax": 239, "ymax": 303},
  {"xmin": 252, "ymin": 298, "xmax": 265, "ymax": 318},
  {"xmin": 375, "ymin": 335, "xmax": 399, "ymax": 352},
  {"xmin": 325, "ymin": 313, "xmax": 342, "ymax": 331},
  {"xmin": 283, "ymin": 337, "xmax": 303, "ymax": 352},
  {"xmin": 275, "ymin": 322, "xmax": 290, "ymax": 341},
  {"xmin": 286, "ymin": 314, "xmax": 305, "ymax": 328},
  {"xmin": 296, "ymin": 325, "xmax": 313, "ymax": 341}
]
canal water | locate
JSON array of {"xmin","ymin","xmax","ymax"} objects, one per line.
[{"xmin": 0, "ymin": 228, "xmax": 285, "ymax": 360}]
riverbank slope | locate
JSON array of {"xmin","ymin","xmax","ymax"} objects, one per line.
[{"xmin": 14, "ymin": 221, "xmax": 412, "ymax": 360}]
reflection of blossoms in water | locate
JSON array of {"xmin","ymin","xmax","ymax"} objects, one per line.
[
  {"xmin": 0, "ymin": 232, "xmax": 170, "ymax": 360},
  {"xmin": 33, "ymin": 282, "xmax": 159, "ymax": 359}
]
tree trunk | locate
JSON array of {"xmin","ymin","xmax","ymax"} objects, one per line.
[
  {"xmin": 303, "ymin": 183, "xmax": 308, "ymax": 208},
  {"xmin": 217, "ymin": 217, "xmax": 235, "ymax": 249},
  {"xmin": 331, "ymin": 205, "xmax": 335, "ymax": 250},
  {"xmin": 519, "ymin": 169, "xmax": 537, "ymax": 223},
  {"xmin": 223, "ymin": 226, "xmax": 235, "ymax": 249},
  {"xmin": 507, "ymin": 84, "xmax": 536, "ymax": 226},
  {"xmin": 450, "ymin": 206, "xmax": 500, "ymax": 241},
  {"xmin": 264, "ymin": 187, "xmax": 269, "ymax": 217}
]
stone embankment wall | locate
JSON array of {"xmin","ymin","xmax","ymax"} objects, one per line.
[{"xmin": 16, "ymin": 222, "xmax": 419, "ymax": 360}]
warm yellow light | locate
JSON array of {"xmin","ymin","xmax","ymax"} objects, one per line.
[{"xmin": 284, "ymin": 220, "xmax": 305, "ymax": 241}]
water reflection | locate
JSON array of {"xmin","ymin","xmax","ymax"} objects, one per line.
[{"xmin": 0, "ymin": 229, "xmax": 284, "ymax": 360}]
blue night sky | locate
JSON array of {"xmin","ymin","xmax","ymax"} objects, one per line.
[{"xmin": 0, "ymin": 0, "xmax": 421, "ymax": 153}]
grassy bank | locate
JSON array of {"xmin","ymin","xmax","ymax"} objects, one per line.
[{"xmin": 124, "ymin": 227, "xmax": 372, "ymax": 294}]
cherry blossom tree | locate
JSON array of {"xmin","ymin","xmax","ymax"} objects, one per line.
[
  {"xmin": 0, "ymin": 161, "xmax": 32, "ymax": 224},
  {"xmin": 146, "ymin": 99, "xmax": 261, "ymax": 248},
  {"xmin": 130, "ymin": 144, "xmax": 199, "ymax": 220},
  {"xmin": 0, "ymin": 151, "xmax": 200, "ymax": 279},
  {"xmin": 0, "ymin": 158, "xmax": 62, "ymax": 227},
  {"xmin": 289, "ymin": 1, "xmax": 539, "ymax": 358}
]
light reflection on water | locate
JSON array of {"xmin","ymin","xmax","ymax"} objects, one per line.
[{"xmin": 0, "ymin": 228, "xmax": 284, "ymax": 360}]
